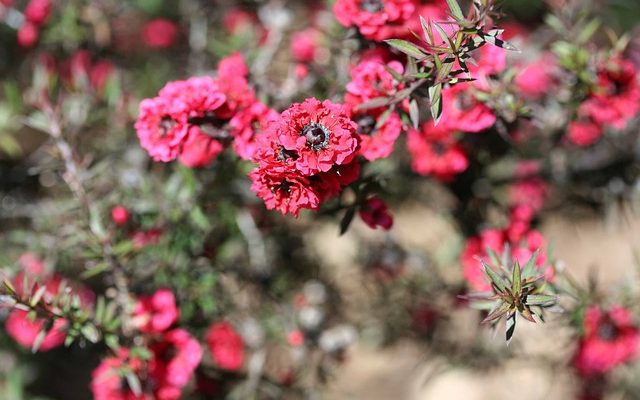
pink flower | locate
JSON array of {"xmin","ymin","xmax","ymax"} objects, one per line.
[
  {"xmin": 90, "ymin": 349, "xmax": 146, "ymax": 400},
  {"xmin": 17, "ymin": 22, "xmax": 39, "ymax": 48},
  {"xmin": 131, "ymin": 228, "xmax": 163, "ymax": 249},
  {"xmin": 5, "ymin": 273, "xmax": 94, "ymax": 351},
  {"xmin": 18, "ymin": 252, "xmax": 45, "ymax": 275},
  {"xmin": 206, "ymin": 322, "xmax": 245, "ymax": 371},
  {"xmin": 407, "ymin": 122, "xmax": 468, "ymax": 181},
  {"xmin": 142, "ymin": 19, "xmax": 179, "ymax": 49},
  {"xmin": 516, "ymin": 54, "xmax": 557, "ymax": 100},
  {"xmin": 573, "ymin": 306, "xmax": 640, "ymax": 376},
  {"xmin": 134, "ymin": 77, "xmax": 226, "ymax": 162},
  {"xmin": 275, "ymin": 98, "xmax": 359, "ymax": 175},
  {"xmin": 230, "ymin": 101, "xmax": 279, "ymax": 160},
  {"xmin": 5, "ymin": 310, "xmax": 67, "ymax": 351},
  {"xmin": 291, "ymin": 28, "xmax": 322, "ymax": 63},
  {"xmin": 134, "ymin": 289, "xmax": 179, "ymax": 333},
  {"xmin": 579, "ymin": 58, "xmax": 640, "ymax": 130},
  {"xmin": 149, "ymin": 329, "xmax": 203, "ymax": 396},
  {"xmin": 178, "ymin": 130, "xmax": 224, "ymax": 168},
  {"xmin": 333, "ymin": 0, "xmax": 418, "ymax": 42},
  {"xmin": 222, "ymin": 8, "xmax": 268, "ymax": 44},
  {"xmin": 91, "ymin": 332, "xmax": 201, "ymax": 400},
  {"xmin": 354, "ymin": 111, "xmax": 402, "ymax": 161},
  {"xmin": 461, "ymin": 227, "xmax": 551, "ymax": 292},
  {"xmin": 359, "ymin": 197, "xmax": 393, "ymax": 230},
  {"xmin": 249, "ymin": 165, "xmax": 321, "ymax": 217},
  {"xmin": 89, "ymin": 60, "xmax": 116, "ymax": 95},
  {"xmin": 111, "ymin": 205, "xmax": 130, "ymax": 226},
  {"xmin": 441, "ymin": 85, "xmax": 496, "ymax": 133},
  {"xmin": 287, "ymin": 330, "xmax": 305, "ymax": 347},
  {"xmin": 24, "ymin": 0, "xmax": 51, "ymax": 25},
  {"xmin": 345, "ymin": 59, "xmax": 404, "ymax": 108},
  {"xmin": 567, "ymin": 120, "xmax": 603, "ymax": 147}
]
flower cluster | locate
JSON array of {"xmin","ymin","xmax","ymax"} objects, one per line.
[
  {"xmin": 344, "ymin": 56, "xmax": 405, "ymax": 161},
  {"xmin": 333, "ymin": 0, "xmax": 447, "ymax": 42},
  {"xmin": 4, "ymin": 254, "xmax": 94, "ymax": 352},
  {"xmin": 249, "ymin": 98, "xmax": 361, "ymax": 216},
  {"xmin": 568, "ymin": 58, "xmax": 640, "ymax": 146},
  {"xmin": 91, "ymin": 290, "xmax": 202, "ymax": 400},
  {"xmin": 135, "ymin": 53, "xmax": 275, "ymax": 167}
]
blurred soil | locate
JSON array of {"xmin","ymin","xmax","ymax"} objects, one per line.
[{"xmin": 312, "ymin": 204, "xmax": 640, "ymax": 400}]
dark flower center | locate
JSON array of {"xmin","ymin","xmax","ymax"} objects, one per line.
[
  {"xmin": 431, "ymin": 141, "xmax": 447, "ymax": 155},
  {"xmin": 356, "ymin": 115, "xmax": 377, "ymax": 136},
  {"xmin": 360, "ymin": 0, "xmax": 384, "ymax": 12},
  {"xmin": 277, "ymin": 145, "xmax": 299, "ymax": 162},
  {"xmin": 597, "ymin": 322, "xmax": 620, "ymax": 341},
  {"xmin": 188, "ymin": 112, "xmax": 232, "ymax": 145},
  {"xmin": 301, "ymin": 122, "xmax": 330, "ymax": 151}
]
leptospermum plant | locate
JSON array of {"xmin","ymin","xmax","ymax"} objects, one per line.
[{"xmin": 1, "ymin": 0, "xmax": 640, "ymax": 399}]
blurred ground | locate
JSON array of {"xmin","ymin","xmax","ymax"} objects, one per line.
[{"xmin": 312, "ymin": 204, "xmax": 640, "ymax": 400}]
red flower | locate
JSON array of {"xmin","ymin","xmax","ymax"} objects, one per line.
[
  {"xmin": 134, "ymin": 289, "xmax": 179, "ymax": 334},
  {"xmin": 178, "ymin": 130, "xmax": 224, "ymax": 168},
  {"xmin": 249, "ymin": 164, "xmax": 321, "ymax": 217},
  {"xmin": 567, "ymin": 120, "xmax": 603, "ymax": 147},
  {"xmin": 24, "ymin": 0, "xmax": 51, "ymax": 25},
  {"xmin": 275, "ymin": 98, "xmax": 359, "ymax": 175},
  {"xmin": 441, "ymin": 85, "xmax": 496, "ymax": 133},
  {"xmin": 359, "ymin": 197, "xmax": 393, "ymax": 230},
  {"xmin": 90, "ymin": 349, "xmax": 146, "ymax": 400},
  {"xmin": 142, "ymin": 19, "xmax": 179, "ymax": 49},
  {"xmin": 17, "ymin": 22, "xmax": 39, "ymax": 48},
  {"xmin": 111, "ymin": 205, "xmax": 130, "ymax": 226},
  {"xmin": 579, "ymin": 58, "xmax": 640, "ymax": 130},
  {"xmin": 5, "ymin": 272, "xmax": 94, "ymax": 351},
  {"xmin": 215, "ymin": 53, "xmax": 255, "ymax": 119},
  {"xmin": 354, "ymin": 111, "xmax": 402, "ymax": 161},
  {"xmin": 407, "ymin": 122, "xmax": 468, "ymax": 181},
  {"xmin": 333, "ymin": 0, "xmax": 418, "ymax": 42},
  {"xmin": 135, "ymin": 77, "xmax": 226, "ymax": 162},
  {"xmin": 205, "ymin": 322, "xmax": 245, "ymax": 371},
  {"xmin": 230, "ymin": 101, "xmax": 279, "ymax": 160},
  {"xmin": 573, "ymin": 306, "xmax": 640, "ymax": 376},
  {"xmin": 461, "ymin": 226, "xmax": 551, "ymax": 292},
  {"xmin": 149, "ymin": 329, "xmax": 203, "ymax": 398},
  {"xmin": 91, "ymin": 331, "xmax": 202, "ymax": 400},
  {"xmin": 345, "ymin": 59, "xmax": 404, "ymax": 107},
  {"xmin": 515, "ymin": 53, "xmax": 557, "ymax": 100},
  {"xmin": 5, "ymin": 310, "xmax": 67, "ymax": 352},
  {"xmin": 291, "ymin": 28, "xmax": 322, "ymax": 63}
]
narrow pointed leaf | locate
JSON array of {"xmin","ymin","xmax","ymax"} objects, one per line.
[
  {"xmin": 512, "ymin": 260, "xmax": 522, "ymax": 296},
  {"xmin": 445, "ymin": 0, "xmax": 464, "ymax": 20},
  {"xmin": 384, "ymin": 39, "xmax": 427, "ymax": 59},
  {"xmin": 428, "ymin": 83, "xmax": 443, "ymax": 125},
  {"xmin": 482, "ymin": 260, "xmax": 509, "ymax": 292},
  {"xmin": 525, "ymin": 294, "xmax": 557, "ymax": 306},
  {"xmin": 409, "ymin": 99, "xmax": 420, "ymax": 129},
  {"xmin": 521, "ymin": 249, "xmax": 540, "ymax": 278}
]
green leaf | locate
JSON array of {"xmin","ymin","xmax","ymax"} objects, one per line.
[
  {"xmin": 521, "ymin": 249, "xmax": 539, "ymax": 278},
  {"xmin": 356, "ymin": 97, "xmax": 390, "ymax": 111},
  {"xmin": 445, "ymin": 0, "xmax": 464, "ymax": 20},
  {"xmin": 125, "ymin": 372, "xmax": 142, "ymax": 396},
  {"xmin": 81, "ymin": 323, "xmax": 100, "ymax": 343},
  {"xmin": 577, "ymin": 19, "xmax": 600, "ymax": 44},
  {"xmin": 481, "ymin": 301, "xmax": 511, "ymax": 324},
  {"xmin": 481, "ymin": 260, "xmax": 509, "ymax": 292},
  {"xmin": 409, "ymin": 99, "xmax": 420, "ymax": 129},
  {"xmin": 525, "ymin": 294, "xmax": 557, "ymax": 306},
  {"xmin": 384, "ymin": 39, "xmax": 427, "ymax": 59},
  {"xmin": 428, "ymin": 83, "xmax": 443, "ymax": 125},
  {"xmin": 512, "ymin": 260, "xmax": 522, "ymax": 296}
]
